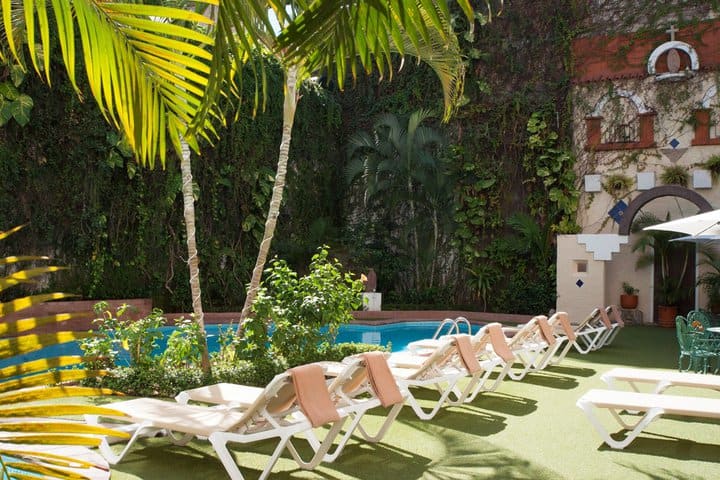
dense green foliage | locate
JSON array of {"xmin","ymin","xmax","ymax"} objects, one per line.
[
  {"xmin": 240, "ymin": 247, "xmax": 364, "ymax": 366},
  {"xmin": 7, "ymin": 1, "xmax": 676, "ymax": 315}
]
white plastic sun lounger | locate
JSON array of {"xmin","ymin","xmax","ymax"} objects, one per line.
[
  {"xmin": 388, "ymin": 338, "xmax": 470, "ymax": 420},
  {"xmin": 177, "ymin": 353, "xmax": 406, "ymax": 464},
  {"xmin": 576, "ymin": 388, "xmax": 720, "ymax": 449},
  {"xmin": 601, "ymin": 367, "xmax": 720, "ymax": 394},
  {"xmin": 86, "ymin": 364, "xmax": 349, "ymax": 480},
  {"xmin": 570, "ymin": 308, "xmax": 608, "ymax": 353}
]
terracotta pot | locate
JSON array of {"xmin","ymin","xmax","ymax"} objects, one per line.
[
  {"xmin": 657, "ymin": 305, "xmax": 678, "ymax": 328},
  {"xmin": 620, "ymin": 294, "xmax": 638, "ymax": 309}
]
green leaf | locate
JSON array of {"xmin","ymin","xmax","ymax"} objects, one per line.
[
  {"xmin": 0, "ymin": 82, "xmax": 19, "ymax": 100},
  {"xmin": 0, "ymin": 98, "xmax": 12, "ymax": 126},
  {"xmin": 10, "ymin": 95, "xmax": 33, "ymax": 126},
  {"xmin": 10, "ymin": 66, "xmax": 25, "ymax": 87}
]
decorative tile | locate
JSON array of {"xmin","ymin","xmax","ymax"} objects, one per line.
[
  {"xmin": 576, "ymin": 279, "xmax": 584, "ymax": 288},
  {"xmin": 637, "ymin": 172, "xmax": 655, "ymax": 190},
  {"xmin": 661, "ymin": 148, "xmax": 687, "ymax": 163},
  {"xmin": 669, "ymin": 138, "xmax": 680, "ymax": 149},
  {"xmin": 577, "ymin": 234, "xmax": 630, "ymax": 261},
  {"xmin": 608, "ymin": 200, "xmax": 628, "ymax": 224},
  {"xmin": 584, "ymin": 174, "xmax": 602, "ymax": 192},
  {"xmin": 693, "ymin": 169, "xmax": 712, "ymax": 189}
]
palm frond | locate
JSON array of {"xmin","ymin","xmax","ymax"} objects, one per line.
[{"xmin": 0, "ymin": 226, "xmax": 127, "ymax": 479}]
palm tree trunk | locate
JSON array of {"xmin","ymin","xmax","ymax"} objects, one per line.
[
  {"xmin": 180, "ymin": 140, "xmax": 211, "ymax": 374},
  {"xmin": 407, "ymin": 179, "xmax": 421, "ymax": 289},
  {"xmin": 430, "ymin": 208, "xmax": 438, "ymax": 288},
  {"xmin": 239, "ymin": 65, "xmax": 299, "ymax": 327}
]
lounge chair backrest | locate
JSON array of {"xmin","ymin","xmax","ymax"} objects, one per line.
[
  {"xmin": 452, "ymin": 334, "xmax": 482, "ymax": 374},
  {"xmin": 536, "ymin": 317, "xmax": 556, "ymax": 346},
  {"xmin": 486, "ymin": 323, "xmax": 515, "ymax": 362},
  {"xmin": 598, "ymin": 308, "xmax": 613, "ymax": 329},
  {"xmin": 575, "ymin": 308, "xmax": 600, "ymax": 331},
  {"xmin": 362, "ymin": 351, "xmax": 404, "ymax": 407},
  {"xmin": 507, "ymin": 316, "xmax": 544, "ymax": 348},
  {"xmin": 551, "ymin": 312, "xmax": 576, "ymax": 341},
  {"xmin": 290, "ymin": 364, "xmax": 341, "ymax": 428},
  {"xmin": 609, "ymin": 305, "xmax": 624, "ymax": 326},
  {"xmin": 406, "ymin": 338, "xmax": 457, "ymax": 381}
]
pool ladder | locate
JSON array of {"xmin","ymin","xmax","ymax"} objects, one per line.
[{"xmin": 431, "ymin": 316, "xmax": 472, "ymax": 339}]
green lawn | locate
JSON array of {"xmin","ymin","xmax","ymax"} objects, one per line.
[{"xmin": 105, "ymin": 326, "xmax": 720, "ymax": 479}]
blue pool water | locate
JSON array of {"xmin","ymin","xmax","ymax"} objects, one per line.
[{"xmin": 2, "ymin": 321, "xmax": 482, "ymax": 367}]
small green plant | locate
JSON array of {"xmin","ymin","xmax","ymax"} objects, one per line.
[
  {"xmin": 660, "ymin": 165, "xmax": 689, "ymax": 186},
  {"xmin": 81, "ymin": 302, "xmax": 166, "ymax": 368},
  {"xmin": 621, "ymin": 282, "xmax": 638, "ymax": 295},
  {"xmin": 242, "ymin": 246, "xmax": 364, "ymax": 366},
  {"xmin": 699, "ymin": 154, "xmax": 720, "ymax": 181},
  {"xmin": 602, "ymin": 173, "xmax": 634, "ymax": 196},
  {"xmin": 160, "ymin": 317, "xmax": 203, "ymax": 368}
]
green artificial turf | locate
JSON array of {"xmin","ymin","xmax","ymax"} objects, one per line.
[{"xmin": 106, "ymin": 326, "xmax": 720, "ymax": 480}]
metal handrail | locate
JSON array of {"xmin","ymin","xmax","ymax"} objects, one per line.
[
  {"xmin": 432, "ymin": 318, "xmax": 459, "ymax": 339},
  {"xmin": 455, "ymin": 316, "xmax": 472, "ymax": 335}
]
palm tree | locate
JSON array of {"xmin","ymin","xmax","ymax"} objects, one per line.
[{"xmin": 346, "ymin": 109, "xmax": 450, "ymax": 290}]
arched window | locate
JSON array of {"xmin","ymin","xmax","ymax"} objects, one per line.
[{"xmin": 585, "ymin": 89, "xmax": 656, "ymax": 151}]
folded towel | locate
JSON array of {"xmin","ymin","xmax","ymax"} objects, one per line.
[
  {"xmin": 610, "ymin": 305, "xmax": 624, "ymax": 326},
  {"xmin": 363, "ymin": 352, "xmax": 404, "ymax": 407},
  {"xmin": 487, "ymin": 324, "xmax": 515, "ymax": 362},
  {"xmin": 290, "ymin": 364, "xmax": 341, "ymax": 428},
  {"xmin": 556, "ymin": 312, "xmax": 576, "ymax": 341},
  {"xmin": 599, "ymin": 308, "xmax": 613, "ymax": 328},
  {"xmin": 537, "ymin": 317, "xmax": 557, "ymax": 345},
  {"xmin": 452, "ymin": 335, "xmax": 482, "ymax": 374}
]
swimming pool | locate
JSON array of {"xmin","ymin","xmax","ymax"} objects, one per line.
[{"xmin": 1, "ymin": 320, "xmax": 482, "ymax": 367}]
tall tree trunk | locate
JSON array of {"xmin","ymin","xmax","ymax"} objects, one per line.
[
  {"xmin": 239, "ymin": 65, "xmax": 299, "ymax": 327},
  {"xmin": 180, "ymin": 140, "xmax": 211, "ymax": 374},
  {"xmin": 407, "ymin": 178, "xmax": 421, "ymax": 289}
]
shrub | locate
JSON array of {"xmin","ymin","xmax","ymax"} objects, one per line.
[{"xmin": 241, "ymin": 246, "xmax": 364, "ymax": 366}]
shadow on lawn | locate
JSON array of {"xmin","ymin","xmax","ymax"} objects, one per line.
[
  {"xmin": 513, "ymin": 371, "xmax": 579, "ymax": 390},
  {"xmin": 600, "ymin": 434, "xmax": 720, "ymax": 463},
  {"xmin": 544, "ymin": 364, "xmax": 596, "ymax": 377},
  {"xmin": 465, "ymin": 391, "xmax": 538, "ymax": 416},
  {"xmin": 569, "ymin": 326, "xmax": 678, "ymax": 370}
]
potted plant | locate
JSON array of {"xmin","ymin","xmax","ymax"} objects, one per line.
[
  {"xmin": 620, "ymin": 282, "xmax": 639, "ymax": 309},
  {"xmin": 696, "ymin": 246, "xmax": 720, "ymax": 313},
  {"xmin": 631, "ymin": 212, "xmax": 692, "ymax": 327}
]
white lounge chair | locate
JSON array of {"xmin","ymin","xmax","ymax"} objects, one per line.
[
  {"xmin": 177, "ymin": 353, "xmax": 406, "ymax": 464},
  {"xmin": 601, "ymin": 367, "xmax": 720, "ymax": 394},
  {"xmin": 576, "ymin": 388, "xmax": 720, "ymax": 449},
  {"xmin": 501, "ymin": 316, "xmax": 550, "ymax": 379},
  {"xmin": 406, "ymin": 322, "xmax": 513, "ymax": 402},
  {"xmin": 86, "ymin": 364, "xmax": 349, "ymax": 480},
  {"xmin": 387, "ymin": 337, "xmax": 470, "ymax": 420},
  {"xmin": 570, "ymin": 308, "xmax": 608, "ymax": 353}
]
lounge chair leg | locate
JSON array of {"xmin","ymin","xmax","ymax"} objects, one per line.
[
  {"xmin": 285, "ymin": 419, "xmax": 346, "ymax": 469},
  {"xmin": 577, "ymin": 401, "xmax": 664, "ymax": 449},
  {"xmin": 85, "ymin": 416, "xmax": 155, "ymax": 465}
]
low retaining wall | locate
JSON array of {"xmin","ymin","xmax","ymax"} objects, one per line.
[{"xmin": 2, "ymin": 298, "xmax": 532, "ymax": 335}]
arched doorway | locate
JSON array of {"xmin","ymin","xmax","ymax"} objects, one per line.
[{"xmin": 618, "ymin": 186, "xmax": 712, "ymax": 322}]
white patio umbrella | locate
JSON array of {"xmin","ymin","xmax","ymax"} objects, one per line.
[{"xmin": 643, "ymin": 209, "xmax": 720, "ymax": 236}]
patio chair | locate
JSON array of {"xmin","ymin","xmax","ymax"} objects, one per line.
[
  {"xmin": 176, "ymin": 353, "xmax": 406, "ymax": 464},
  {"xmin": 675, "ymin": 315, "xmax": 720, "ymax": 373},
  {"xmin": 86, "ymin": 364, "xmax": 350, "ymax": 480},
  {"xmin": 601, "ymin": 366, "xmax": 720, "ymax": 394},
  {"xmin": 576, "ymin": 388, "xmax": 720, "ymax": 449}
]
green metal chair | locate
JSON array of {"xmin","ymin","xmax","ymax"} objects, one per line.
[{"xmin": 675, "ymin": 316, "xmax": 720, "ymax": 373}]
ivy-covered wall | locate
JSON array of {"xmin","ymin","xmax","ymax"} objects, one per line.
[
  {"xmin": 10, "ymin": 1, "xmax": 710, "ymax": 314},
  {"xmin": 0, "ymin": 58, "xmax": 343, "ymax": 312}
]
